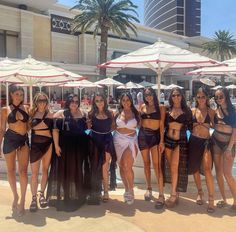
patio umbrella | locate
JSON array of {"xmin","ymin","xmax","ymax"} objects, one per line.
[
  {"xmin": 166, "ymin": 84, "xmax": 184, "ymax": 90},
  {"xmin": 98, "ymin": 39, "xmax": 221, "ymax": 97},
  {"xmin": 0, "ymin": 56, "xmax": 82, "ymax": 106},
  {"xmin": 211, "ymin": 85, "xmax": 223, "ymax": 90},
  {"xmin": 117, "ymin": 81, "xmax": 143, "ymax": 89},
  {"xmin": 226, "ymin": 84, "xmax": 236, "ymax": 89},
  {"xmin": 139, "ymin": 80, "xmax": 155, "ymax": 87},
  {"xmin": 62, "ymin": 80, "xmax": 103, "ymax": 102},
  {"xmin": 152, "ymin": 83, "xmax": 168, "ymax": 90},
  {"xmin": 199, "ymin": 78, "xmax": 215, "ymax": 86}
]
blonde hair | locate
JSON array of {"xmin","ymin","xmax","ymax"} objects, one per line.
[{"xmin": 29, "ymin": 92, "xmax": 51, "ymax": 127}]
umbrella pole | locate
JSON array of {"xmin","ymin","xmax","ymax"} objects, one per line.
[
  {"xmin": 6, "ymin": 82, "xmax": 9, "ymax": 106},
  {"xmin": 30, "ymin": 85, "xmax": 33, "ymax": 107},
  {"xmin": 48, "ymin": 86, "xmax": 51, "ymax": 101},
  {"xmin": 61, "ymin": 86, "xmax": 64, "ymax": 102},
  {"xmin": 156, "ymin": 63, "xmax": 161, "ymax": 100}
]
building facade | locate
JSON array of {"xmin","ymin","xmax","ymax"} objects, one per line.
[{"xmin": 144, "ymin": 0, "xmax": 201, "ymax": 37}]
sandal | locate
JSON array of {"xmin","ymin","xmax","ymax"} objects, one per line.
[
  {"xmin": 126, "ymin": 192, "xmax": 134, "ymax": 205},
  {"xmin": 196, "ymin": 189, "xmax": 204, "ymax": 205},
  {"xmin": 207, "ymin": 195, "xmax": 215, "ymax": 213},
  {"xmin": 87, "ymin": 193, "xmax": 101, "ymax": 205},
  {"xmin": 165, "ymin": 194, "xmax": 179, "ymax": 208},
  {"xmin": 29, "ymin": 195, "xmax": 38, "ymax": 213},
  {"xmin": 155, "ymin": 194, "xmax": 165, "ymax": 209},
  {"xmin": 216, "ymin": 200, "xmax": 227, "ymax": 208},
  {"xmin": 144, "ymin": 188, "xmax": 152, "ymax": 201},
  {"xmin": 38, "ymin": 191, "xmax": 48, "ymax": 208},
  {"xmin": 102, "ymin": 191, "xmax": 109, "ymax": 203}
]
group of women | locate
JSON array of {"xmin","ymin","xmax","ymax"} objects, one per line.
[{"xmin": 0, "ymin": 84, "xmax": 236, "ymax": 216}]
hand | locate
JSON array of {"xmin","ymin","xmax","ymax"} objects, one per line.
[
  {"xmin": 55, "ymin": 146, "xmax": 61, "ymax": 157},
  {"xmin": 159, "ymin": 143, "xmax": 165, "ymax": 154},
  {"xmin": 224, "ymin": 149, "xmax": 233, "ymax": 159}
]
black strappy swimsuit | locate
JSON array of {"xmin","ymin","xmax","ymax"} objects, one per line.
[{"xmin": 3, "ymin": 104, "xmax": 29, "ymax": 154}]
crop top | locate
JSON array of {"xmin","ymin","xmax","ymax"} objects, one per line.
[
  {"xmin": 192, "ymin": 109, "xmax": 211, "ymax": 129},
  {"xmin": 116, "ymin": 116, "xmax": 137, "ymax": 131},
  {"xmin": 141, "ymin": 111, "xmax": 160, "ymax": 120},
  {"xmin": 7, "ymin": 104, "xmax": 29, "ymax": 124}
]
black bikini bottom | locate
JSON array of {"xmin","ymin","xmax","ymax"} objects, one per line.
[
  {"xmin": 164, "ymin": 134, "xmax": 180, "ymax": 150},
  {"xmin": 3, "ymin": 129, "xmax": 29, "ymax": 154},
  {"xmin": 30, "ymin": 134, "xmax": 53, "ymax": 163},
  {"xmin": 138, "ymin": 127, "xmax": 160, "ymax": 150}
]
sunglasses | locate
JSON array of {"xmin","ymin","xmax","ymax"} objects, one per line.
[
  {"xmin": 144, "ymin": 93, "xmax": 153, "ymax": 97},
  {"xmin": 214, "ymin": 95, "xmax": 224, "ymax": 101},
  {"xmin": 95, "ymin": 99, "xmax": 104, "ymax": 103},
  {"xmin": 171, "ymin": 94, "xmax": 181, "ymax": 98},
  {"xmin": 37, "ymin": 99, "xmax": 48, "ymax": 104},
  {"xmin": 71, "ymin": 100, "xmax": 79, "ymax": 104},
  {"xmin": 196, "ymin": 96, "xmax": 206, "ymax": 100}
]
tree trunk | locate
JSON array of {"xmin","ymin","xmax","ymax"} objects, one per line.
[{"xmin": 99, "ymin": 27, "xmax": 108, "ymax": 80}]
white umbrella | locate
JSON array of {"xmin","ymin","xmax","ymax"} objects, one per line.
[
  {"xmin": 226, "ymin": 84, "xmax": 236, "ymax": 89},
  {"xmin": 0, "ymin": 56, "xmax": 82, "ymax": 106},
  {"xmin": 99, "ymin": 39, "xmax": 221, "ymax": 97},
  {"xmin": 152, "ymin": 83, "xmax": 168, "ymax": 90},
  {"xmin": 166, "ymin": 84, "xmax": 184, "ymax": 90},
  {"xmin": 211, "ymin": 85, "xmax": 223, "ymax": 90},
  {"xmin": 94, "ymin": 77, "xmax": 123, "ymax": 86},
  {"xmin": 117, "ymin": 81, "xmax": 143, "ymax": 89},
  {"xmin": 199, "ymin": 78, "xmax": 216, "ymax": 86},
  {"xmin": 139, "ymin": 80, "xmax": 155, "ymax": 87}
]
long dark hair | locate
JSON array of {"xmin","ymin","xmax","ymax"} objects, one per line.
[
  {"xmin": 143, "ymin": 87, "xmax": 160, "ymax": 115},
  {"xmin": 168, "ymin": 87, "xmax": 191, "ymax": 117},
  {"xmin": 9, "ymin": 84, "xmax": 24, "ymax": 105},
  {"xmin": 215, "ymin": 87, "xmax": 235, "ymax": 115},
  {"xmin": 118, "ymin": 92, "xmax": 140, "ymax": 124},
  {"xmin": 64, "ymin": 94, "xmax": 80, "ymax": 110},
  {"xmin": 88, "ymin": 93, "xmax": 112, "ymax": 119},
  {"xmin": 195, "ymin": 87, "xmax": 210, "ymax": 108}
]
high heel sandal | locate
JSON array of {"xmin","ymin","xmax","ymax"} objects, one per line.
[
  {"xmin": 38, "ymin": 191, "xmax": 48, "ymax": 208},
  {"xmin": 29, "ymin": 195, "xmax": 38, "ymax": 212},
  {"xmin": 196, "ymin": 189, "xmax": 204, "ymax": 205},
  {"xmin": 155, "ymin": 194, "xmax": 165, "ymax": 209},
  {"xmin": 102, "ymin": 191, "xmax": 109, "ymax": 203},
  {"xmin": 207, "ymin": 195, "xmax": 215, "ymax": 213},
  {"xmin": 144, "ymin": 188, "xmax": 152, "ymax": 201},
  {"xmin": 165, "ymin": 194, "xmax": 179, "ymax": 208},
  {"xmin": 216, "ymin": 200, "xmax": 227, "ymax": 208}
]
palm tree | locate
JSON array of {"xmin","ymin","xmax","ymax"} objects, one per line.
[
  {"xmin": 71, "ymin": 0, "xmax": 140, "ymax": 79},
  {"xmin": 203, "ymin": 30, "xmax": 236, "ymax": 85}
]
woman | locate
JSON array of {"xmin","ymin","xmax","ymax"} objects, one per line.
[
  {"xmin": 164, "ymin": 87, "xmax": 192, "ymax": 208},
  {"xmin": 29, "ymin": 92, "xmax": 53, "ymax": 212},
  {"xmin": 113, "ymin": 93, "xmax": 140, "ymax": 205},
  {"xmin": 138, "ymin": 87, "xmax": 165, "ymax": 209},
  {"xmin": 0, "ymin": 85, "xmax": 29, "ymax": 216},
  {"xmin": 46, "ymin": 94, "xmax": 90, "ymax": 211},
  {"xmin": 188, "ymin": 88, "xmax": 215, "ymax": 213},
  {"xmin": 212, "ymin": 87, "xmax": 236, "ymax": 210},
  {"xmin": 87, "ymin": 93, "xmax": 116, "ymax": 204}
]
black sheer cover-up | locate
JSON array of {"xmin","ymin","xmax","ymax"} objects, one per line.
[
  {"xmin": 138, "ymin": 127, "xmax": 160, "ymax": 151},
  {"xmin": 30, "ymin": 113, "xmax": 53, "ymax": 163},
  {"xmin": 3, "ymin": 129, "xmax": 29, "ymax": 154},
  {"xmin": 163, "ymin": 110, "xmax": 192, "ymax": 193},
  {"xmin": 89, "ymin": 117, "xmax": 117, "ymax": 195},
  {"xmin": 46, "ymin": 110, "xmax": 90, "ymax": 211},
  {"xmin": 188, "ymin": 134, "xmax": 212, "ymax": 175}
]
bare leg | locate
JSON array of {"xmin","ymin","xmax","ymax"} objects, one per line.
[
  {"xmin": 17, "ymin": 145, "xmax": 29, "ymax": 213},
  {"xmin": 141, "ymin": 149, "xmax": 151, "ymax": 190},
  {"xmin": 223, "ymin": 154, "xmax": 236, "ymax": 205},
  {"xmin": 4, "ymin": 151, "xmax": 19, "ymax": 211},
  {"xmin": 30, "ymin": 160, "xmax": 40, "ymax": 196},
  {"xmin": 102, "ymin": 152, "xmax": 111, "ymax": 194},
  {"xmin": 193, "ymin": 171, "xmax": 204, "ymax": 205}
]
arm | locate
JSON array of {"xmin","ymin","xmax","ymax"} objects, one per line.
[
  {"xmin": 0, "ymin": 108, "xmax": 7, "ymax": 156},
  {"xmin": 159, "ymin": 105, "xmax": 166, "ymax": 154}
]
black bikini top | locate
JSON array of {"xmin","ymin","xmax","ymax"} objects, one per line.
[
  {"xmin": 167, "ymin": 112, "xmax": 187, "ymax": 124},
  {"xmin": 141, "ymin": 111, "xmax": 160, "ymax": 120},
  {"xmin": 192, "ymin": 109, "xmax": 211, "ymax": 125},
  {"xmin": 214, "ymin": 108, "xmax": 236, "ymax": 128},
  {"xmin": 7, "ymin": 104, "xmax": 29, "ymax": 124},
  {"xmin": 31, "ymin": 111, "xmax": 53, "ymax": 130}
]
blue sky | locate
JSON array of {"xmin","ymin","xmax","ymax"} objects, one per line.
[{"xmin": 58, "ymin": 0, "xmax": 236, "ymax": 38}]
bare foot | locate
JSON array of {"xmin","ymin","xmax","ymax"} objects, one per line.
[{"xmin": 17, "ymin": 200, "xmax": 25, "ymax": 216}]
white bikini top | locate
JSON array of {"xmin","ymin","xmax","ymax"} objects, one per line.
[{"xmin": 116, "ymin": 116, "xmax": 137, "ymax": 131}]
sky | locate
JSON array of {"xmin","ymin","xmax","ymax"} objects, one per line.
[{"xmin": 58, "ymin": 0, "xmax": 236, "ymax": 38}]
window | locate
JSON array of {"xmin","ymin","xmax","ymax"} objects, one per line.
[
  {"xmin": 111, "ymin": 51, "xmax": 127, "ymax": 59},
  {"xmin": 0, "ymin": 30, "xmax": 19, "ymax": 58}
]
